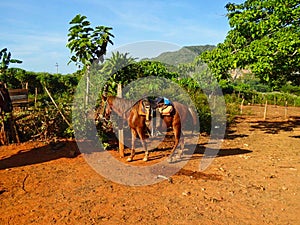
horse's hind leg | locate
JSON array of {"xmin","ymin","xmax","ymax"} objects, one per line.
[
  {"xmin": 168, "ymin": 127, "xmax": 181, "ymax": 163},
  {"xmin": 176, "ymin": 131, "xmax": 184, "ymax": 159}
]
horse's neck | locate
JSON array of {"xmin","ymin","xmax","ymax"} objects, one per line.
[
  {"xmin": 112, "ymin": 104, "xmax": 126, "ymax": 118},
  {"xmin": 109, "ymin": 96, "xmax": 133, "ymax": 118}
]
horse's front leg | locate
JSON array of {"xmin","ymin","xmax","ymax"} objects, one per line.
[
  {"xmin": 137, "ymin": 128, "xmax": 148, "ymax": 162},
  {"xmin": 127, "ymin": 129, "xmax": 136, "ymax": 162}
]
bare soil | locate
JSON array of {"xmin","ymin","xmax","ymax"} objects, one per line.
[{"xmin": 0, "ymin": 105, "xmax": 299, "ymax": 225}]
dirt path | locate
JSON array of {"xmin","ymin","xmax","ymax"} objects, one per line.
[{"xmin": 0, "ymin": 105, "xmax": 299, "ymax": 225}]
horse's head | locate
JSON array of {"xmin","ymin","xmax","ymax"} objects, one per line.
[
  {"xmin": 104, "ymin": 101, "xmax": 113, "ymax": 119},
  {"xmin": 101, "ymin": 95, "xmax": 113, "ymax": 120},
  {"xmin": 0, "ymin": 85, "xmax": 13, "ymax": 113}
]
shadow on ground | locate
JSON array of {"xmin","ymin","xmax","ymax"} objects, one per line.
[
  {"xmin": 250, "ymin": 116, "xmax": 300, "ymax": 134},
  {"xmin": 0, "ymin": 141, "xmax": 79, "ymax": 170}
]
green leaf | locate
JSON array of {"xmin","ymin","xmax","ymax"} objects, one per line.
[{"xmin": 70, "ymin": 14, "xmax": 87, "ymax": 24}]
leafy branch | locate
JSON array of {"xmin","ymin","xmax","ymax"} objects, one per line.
[{"xmin": 66, "ymin": 14, "xmax": 114, "ymax": 68}]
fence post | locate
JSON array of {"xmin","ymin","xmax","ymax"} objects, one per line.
[
  {"xmin": 35, "ymin": 87, "xmax": 38, "ymax": 108},
  {"xmin": 263, "ymin": 100, "xmax": 268, "ymax": 120},
  {"xmin": 240, "ymin": 98, "xmax": 245, "ymax": 114},
  {"xmin": 285, "ymin": 101, "xmax": 288, "ymax": 120},
  {"xmin": 117, "ymin": 83, "xmax": 124, "ymax": 158}
]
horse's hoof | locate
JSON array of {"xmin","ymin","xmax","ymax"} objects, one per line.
[
  {"xmin": 167, "ymin": 157, "xmax": 175, "ymax": 163},
  {"xmin": 143, "ymin": 157, "xmax": 148, "ymax": 162},
  {"xmin": 176, "ymin": 150, "xmax": 183, "ymax": 159},
  {"xmin": 175, "ymin": 154, "xmax": 183, "ymax": 160},
  {"xmin": 127, "ymin": 157, "xmax": 133, "ymax": 162}
]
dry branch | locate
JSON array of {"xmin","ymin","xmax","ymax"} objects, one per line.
[
  {"xmin": 22, "ymin": 174, "xmax": 29, "ymax": 192},
  {"xmin": 44, "ymin": 86, "xmax": 72, "ymax": 127}
]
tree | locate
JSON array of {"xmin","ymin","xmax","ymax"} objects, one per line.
[
  {"xmin": 66, "ymin": 14, "xmax": 114, "ymax": 68},
  {"xmin": 66, "ymin": 14, "xmax": 114, "ymax": 105},
  {"xmin": 101, "ymin": 51, "xmax": 137, "ymax": 93},
  {"xmin": 0, "ymin": 48, "xmax": 22, "ymax": 75},
  {"xmin": 200, "ymin": 0, "xmax": 300, "ymax": 87}
]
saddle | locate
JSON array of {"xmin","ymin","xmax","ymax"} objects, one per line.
[
  {"xmin": 137, "ymin": 97, "xmax": 175, "ymax": 136},
  {"xmin": 138, "ymin": 99, "xmax": 151, "ymax": 121},
  {"xmin": 155, "ymin": 98, "xmax": 174, "ymax": 116},
  {"xmin": 138, "ymin": 97, "xmax": 174, "ymax": 118},
  {"xmin": 157, "ymin": 103, "xmax": 174, "ymax": 116}
]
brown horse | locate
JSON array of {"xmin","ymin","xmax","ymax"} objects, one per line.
[
  {"xmin": 103, "ymin": 96, "xmax": 150, "ymax": 162},
  {"xmin": 155, "ymin": 100, "xmax": 198, "ymax": 162},
  {"xmin": 103, "ymin": 96, "xmax": 198, "ymax": 162}
]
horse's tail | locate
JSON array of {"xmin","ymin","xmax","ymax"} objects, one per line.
[{"xmin": 188, "ymin": 107, "xmax": 199, "ymax": 134}]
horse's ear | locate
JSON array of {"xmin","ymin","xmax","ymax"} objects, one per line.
[{"xmin": 102, "ymin": 84, "xmax": 109, "ymax": 100}]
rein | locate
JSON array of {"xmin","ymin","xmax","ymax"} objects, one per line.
[{"xmin": 102, "ymin": 100, "xmax": 107, "ymax": 118}]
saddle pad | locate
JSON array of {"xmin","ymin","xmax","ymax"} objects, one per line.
[{"xmin": 159, "ymin": 105, "xmax": 174, "ymax": 115}]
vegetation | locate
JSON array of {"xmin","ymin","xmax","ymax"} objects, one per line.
[
  {"xmin": 66, "ymin": 14, "xmax": 114, "ymax": 67},
  {"xmin": 1, "ymin": 1, "xmax": 300, "ymax": 144},
  {"xmin": 200, "ymin": 0, "xmax": 300, "ymax": 88},
  {"xmin": 0, "ymin": 48, "xmax": 22, "ymax": 75}
]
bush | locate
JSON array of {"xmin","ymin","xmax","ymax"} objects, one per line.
[{"xmin": 14, "ymin": 95, "xmax": 73, "ymax": 142}]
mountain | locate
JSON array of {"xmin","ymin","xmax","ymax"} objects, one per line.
[{"xmin": 144, "ymin": 45, "xmax": 215, "ymax": 66}]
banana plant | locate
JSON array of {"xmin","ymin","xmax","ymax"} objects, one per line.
[{"xmin": 0, "ymin": 48, "xmax": 22, "ymax": 75}]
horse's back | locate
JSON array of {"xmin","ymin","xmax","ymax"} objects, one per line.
[
  {"xmin": 173, "ymin": 101, "xmax": 188, "ymax": 120},
  {"xmin": 172, "ymin": 101, "xmax": 197, "ymax": 131}
]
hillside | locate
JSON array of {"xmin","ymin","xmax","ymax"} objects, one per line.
[{"xmin": 145, "ymin": 45, "xmax": 215, "ymax": 66}]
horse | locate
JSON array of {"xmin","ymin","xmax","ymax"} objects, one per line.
[
  {"xmin": 102, "ymin": 95, "xmax": 198, "ymax": 162},
  {"xmin": 103, "ymin": 95, "xmax": 150, "ymax": 162},
  {"xmin": 152, "ymin": 100, "xmax": 198, "ymax": 162}
]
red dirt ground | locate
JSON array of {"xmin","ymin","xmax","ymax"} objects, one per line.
[{"xmin": 0, "ymin": 105, "xmax": 299, "ymax": 225}]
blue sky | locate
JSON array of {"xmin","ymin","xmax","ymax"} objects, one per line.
[{"xmin": 1, "ymin": 0, "xmax": 244, "ymax": 74}]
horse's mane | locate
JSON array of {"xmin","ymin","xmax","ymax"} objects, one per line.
[{"xmin": 107, "ymin": 96, "xmax": 138, "ymax": 117}]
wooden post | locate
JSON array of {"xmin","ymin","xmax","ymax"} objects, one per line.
[
  {"xmin": 9, "ymin": 114, "xmax": 20, "ymax": 144},
  {"xmin": 0, "ymin": 119, "xmax": 8, "ymax": 145},
  {"xmin": 85, "ymin": 73, "xmax": 90, "ymax": 106},
  {"xmin": 117, "ymin": 83, "xmax": 124, "ymax": 158},
  {"xmin": 35, "ymin": 87, "xmax": 38, "ymax": 108},
  {"xmin": 0, "ymin": 113, "xmax": 19, "ymax": 145},
  {"xmin": 285, "ymin": 101, "xmax": 288, "ymax": 120},
  {"xmin": 85, "ymin": 65, "xmax": 91, "ymax": 108},
  {"xmin": 240, "ymin": 98, "xmax": 245, "ymax": 114},
  {"xmin": 263, "ymin": 100, "xmax": 268, "ymax": 120}
]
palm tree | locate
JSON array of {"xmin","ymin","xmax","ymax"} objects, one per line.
[
  {"xmin": 0, "ymin": 48, "xmax": 22, "ymax": 75},
  {"xmin": 102, "ymin": 51, "xmax": 137, "ymax": 94}
]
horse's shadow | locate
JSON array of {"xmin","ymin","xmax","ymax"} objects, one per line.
[
  {"xmin": 0, "ymin": 141, "xmax": 79, "ymax": 170},
  {"xmin": 116, "ymin": 141, "xmax": 252, "ymax": 163},
  {"xmin": 181, "ymin": 143, "xmax": 252, "ymax": 160}
]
